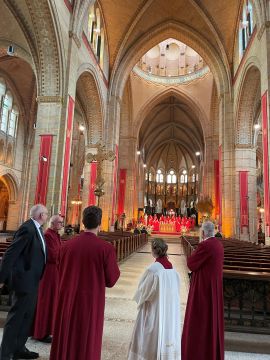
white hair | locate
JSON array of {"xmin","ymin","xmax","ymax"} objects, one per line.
[
  {"xmin": 49, "ymin": 214, "xmax": 63, "ymax": 227},
  {"xmin": 202, "ymin": 221, "xmax": 215, "ymax": 238},
  {"xmin": 30, "ymin": 204, "xmax": 47, "ymax": 219}
]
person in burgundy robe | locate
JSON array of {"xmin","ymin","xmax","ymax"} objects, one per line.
[
  {"xmin": 32, "ymin": 214, "xmax": 63, "ymax": 342},
  {"xmin": 50, "ymin": 206, "xmax": 120, "ymax": 360},
  {"xmin": 182, "ymin": 220, "xmax": 224, "ymax": 360}
]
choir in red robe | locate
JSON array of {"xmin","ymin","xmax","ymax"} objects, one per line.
[
  {"xmin": 50, "ymin": 232, "xmax": 120, "ymax": 360},
  {"xmin": 182, "ymin": 236, "xmax": 224, "ymax": 360},
  {"xmin": 32, "ymin": 227, "xmax": 61, "ymax": 340}
]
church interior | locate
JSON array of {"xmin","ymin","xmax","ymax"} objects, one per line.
[{"xmin": 0, "ymin": 0, "xmax": 270, "ymax": 358}]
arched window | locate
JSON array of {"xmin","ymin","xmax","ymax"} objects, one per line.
[
  {"xmin": 0, "ymin": 81, "xmax": 18, "ymax": 138},
  {"xmin": 181, "ymin": 170, "xmax": 188, "ymax": 183},
  {"xmin": 1, "ymin": 92, "xmax": 12, "ymax": 133},
  {"xmin": 239, "ymin": 1, "xmax": 253, "ymax": 60},
  {"xmin": 88, "ymin": 5, "xmax": 96, "ymax": 43},
  {"xmin": 8, "ymin": 106, "xmax": 18, "ymax": 137},
  {"xmin": 192, "ymin": 173, "xmax": 196, "ymax": 183},
  {"xmin": 86, "ymin": 3, "xmax": 106, "ymax": 69},
  {"xmin": 196, "ymin": 173, "xmax": 199, "ymax": 181},
  {"xmin": 167, "ymin": 169, "xmax": 177, "ymax": 184},
  {"xmin": 156, "ymin": 169, "xmax": 164, "ymax": 183},
  {"xmin": 149, "ymin": 172, "xmax": 152, "ymax": 182}
]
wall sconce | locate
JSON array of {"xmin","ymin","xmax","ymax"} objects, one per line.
[
  {"xmin": 41, "ymin": 156, "xmax": 48, "ymax": 162},
  {"xmin": 79, "ymin": 124, "xmax": 85, "ymax": 132},
  {"xmin": 137, "ymin": 150, "xmax": 141, "ymax": 155},
  {"xmin": 143, "ymin": 164, "xmax": 147, "ymax": 168}
]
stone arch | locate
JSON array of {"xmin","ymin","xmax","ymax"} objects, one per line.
[
  {"xmin": 76, "ymin": 69, "xmax": 104, "ymax": 145},
  {"xmin": 135, "ymin": 88, "xmax": 207, "ymax": 149},
  {"xmin": 5, "ymin": 0, "xmax": 63, "ymax": 97},
  {"xmin": 109, "ymin": 21, "xmax": 230, "ymax": 102},
  {"xmin": 236, "ymin": 63, "xmax": 261, "ymax": 146},
  {"xmin": 0, "ymin": 169, "xmax": 19, "ymax": 202}
]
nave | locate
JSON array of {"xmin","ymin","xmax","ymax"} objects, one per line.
[{"xmin": 0, "ymin": 237, "xmax": 268, "ymax": 360}]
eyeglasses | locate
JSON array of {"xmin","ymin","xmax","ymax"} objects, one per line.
[{"xmin": 57, "ymin": 221, "xmax": 64, "ymax": 224}]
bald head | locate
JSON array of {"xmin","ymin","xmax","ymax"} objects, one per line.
[{"xmin": 202, "ymin": 221, "xmax": 215, "ymax": 239}]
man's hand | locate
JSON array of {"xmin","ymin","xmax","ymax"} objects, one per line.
[{"xmin": 0, "ymin": 283, "xmax": 4, "ymax": 288}]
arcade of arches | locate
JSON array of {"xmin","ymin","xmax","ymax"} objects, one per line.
[
  {"xmin": 1, "ymin": 0, "xmax": 270, "ymax": 358},
  {"xmin": 1, "ymin": 0, "xmax": 269, "ymax": 243}
]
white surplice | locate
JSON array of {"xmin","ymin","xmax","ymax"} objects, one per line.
[{"xmin": 127, "ymin": 262, "xmax": 181, "ymax": 360}]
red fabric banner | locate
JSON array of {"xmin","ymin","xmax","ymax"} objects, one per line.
[
  {"xmin": 239, "ymin": 171, "xmax": 249, "ymax": 231},
  {"xmin": 111, "ymin": 145, "xmax": 119, "ymax": 225},
  {"xmin": 218, "ymin": 146, "xmax": 222, "ymax": 230},
  {"xmin": 60, "ymin": 95, "xmax": 75, "ymax": 216},
  {"xmin": 88, "ymin": 162, "xmax": 97, "ymax": 205},
  {"xmin": 214, "ymin": 160, "xmax": 219, "ymax": 218},
  {"xmin": 262, "ymin": 91, "xmax": 270, "ymax": 236},
  {"xmin": 117, "ymin": 169, "xmax": 127, "ymax": 216},
  {"xmin": 35, "ymin": 135, "xmax": 53, "ymax": 205}
]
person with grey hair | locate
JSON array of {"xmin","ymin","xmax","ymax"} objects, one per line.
[
  {"xmin": 182, "ymin": 221, "xmax": 224, "ymax": 360},
  {"xmin": 32, "ymin": 214, "xmax": 63, "ymax": 343},
  {"xmin": 0, "ymin": 204, "xmax": 48, "ymax": 360}
]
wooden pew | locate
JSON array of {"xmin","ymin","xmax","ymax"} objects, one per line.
[{"xmin": 181, "ymin": 236, "xmax": 270, "ymax": 334}]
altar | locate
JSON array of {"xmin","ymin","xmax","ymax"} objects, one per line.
[
  {"xmin": 144, "ymin": 215, "xmax": 195, "ymax": 234},
  {"xmin": 159, "ymin": 222, "xmax": 176, "ymax": 233}
]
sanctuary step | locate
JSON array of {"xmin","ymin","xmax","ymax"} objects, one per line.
[{"xmin": 182, "ymin": 236, "xmax": 270, "ymax": 335}]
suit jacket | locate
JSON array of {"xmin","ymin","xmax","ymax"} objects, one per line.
[{"xmin": 0, "ymin": 219, "xmax": 46, "ymax": 293}]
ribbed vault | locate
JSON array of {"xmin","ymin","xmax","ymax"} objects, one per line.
[{"xmin": 139, "ymin": 95, "xmax": 204, "ymax": 171}]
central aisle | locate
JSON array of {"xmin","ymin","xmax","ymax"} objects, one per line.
[
  {"xmin": 101, "ymin": 237, "xmax": 189, "ymax": 359},
  {"xmin": 101, "ymin": 237, "xmax": 270, "ymax": 360},
  {"xmin": 8, "ymin": 236, "xmax": 269, "ymax": 359}
]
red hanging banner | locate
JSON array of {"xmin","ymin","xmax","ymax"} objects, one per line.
[
  {"xmin": 34, "ymin": 135, "xmax": 53, "ymax": 205},
  {"xmin": 214, "ymin": 160, "xmax": 219, "ymax": 218},
  {"xmin": 262, "ymin": 91, "xmax": 270, "ymax": 236},
  {"xmin": 239, "ymin": 171, "xmax": 249, "ymax": 231},
  {"xmin": 111, "ymin": 145, "xmax": 119, "ymax": 225},
  {"xmin": 88, "ymin": 162, "xmax": 97, "ymax": 205},
  {"xmin": 60, "ymin": 95, "xmax": 75, "ymax": 216},
  {"xmin": 117, "ymin": 168, "xmax": 126, "ymax": 216},
  {"xmin": 218, "ymin": 146, "xmax": 222, "ymax": 230}
]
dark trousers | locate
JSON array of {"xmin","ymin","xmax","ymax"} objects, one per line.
[{"xmin": 0, "ymin": 291, "xmax": 38, "ymax": 359}]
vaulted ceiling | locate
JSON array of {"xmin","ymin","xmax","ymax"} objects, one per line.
[
  {"xmin": 100, "ymin": 0, "xmax": 242, "ymax": 71},
  {"xmin": 139, "ymin": 95, "xmax": 204, "ymax": 170}
]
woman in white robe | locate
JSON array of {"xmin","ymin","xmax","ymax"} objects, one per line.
[{"xmin": 128, "ymin": 238, "xmax": 181, "ymax": 360}]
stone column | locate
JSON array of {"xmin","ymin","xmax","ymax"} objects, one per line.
[
  {"xmin": 220, "ymin": 92, "xmax": 235, "ymax": 237},
  {"xmin": 235, "ymin": 147, "xmax": 257, "ymax": 241},
  {"xmin": 28, "ymin": 97, "xmax": 64, "ymax": 214},
  {"xmin": 259, "ymin": 24, "xmax": 270, "ymax": 244}
]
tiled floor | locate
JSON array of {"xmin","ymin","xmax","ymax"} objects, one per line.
[{"xmin": 1, "ymin": 237, "xmax": 269, "ymax": 359}]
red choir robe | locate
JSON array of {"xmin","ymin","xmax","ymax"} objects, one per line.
[
  {"xmin": 50, "ymin": 232, "xmax": 120, "ymax": 360},
  {"xmin": 32, "ymin": 228, "xmax": 61, "ymax": 339},
  {"xmin": 181, "ymin": 237, "xmax": 224, "ymax": 360}
]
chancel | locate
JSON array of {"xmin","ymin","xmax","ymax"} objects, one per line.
[{"xmin": 0, "ymin": 0, "xmax": 269, "ymax": 359}]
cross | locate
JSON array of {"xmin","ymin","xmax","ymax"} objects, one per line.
[{"xmin": 86, "ymin": 141, "xmax": 116, "ymax": 205}]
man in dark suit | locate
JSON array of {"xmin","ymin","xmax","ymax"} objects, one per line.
[{"xmin": 0, "ymin": 204, "xmax": 48, "ymax": 360}]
